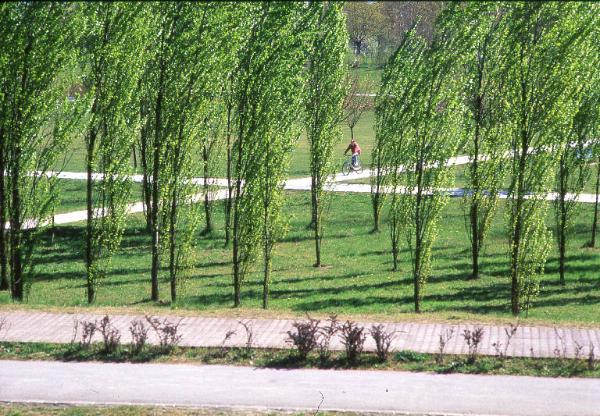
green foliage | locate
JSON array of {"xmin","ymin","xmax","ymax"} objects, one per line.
[
  {"xmin": 448, "ymin": 2, "xmax": 511, "ymax": 280},
  {"xmin": 81, "ymin": 3, "xmax": 150, "ymax": 302},
  {"xmin": 378, "ymin": 23, "xmax": 462, "ymax": 312},
  {"xmin": 231, "ymin": 2, "xmax": 319, "ymax": 307},
  {"xmin": 0, "ymin": 3, "xmax": 84, "ymax": 300},
  {"xmin": 503, "ymin": 2, "xmax": 598, "ymax": 315},
  {"xmin": 305, "ymin": 2, "xmax": 348, "ymax": 266}
]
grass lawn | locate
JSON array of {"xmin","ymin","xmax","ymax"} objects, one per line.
[
  {"xmin": 58, "ymin": 110, "xmax": 376, "ymax": 179},
  {"xmin": 55, "ymin": 180, "xmax": 144, "ymax": 214},
  {"xmin": 2, "ymin": 190, "xmax": 599, "ymax": 325},
  {"xmin": 0, "ymin": 404, "xmax": 327, "ymax": 416},
  {"xmin": 348, "ymin": 161, "xmax": 600, "ymax": 195}
]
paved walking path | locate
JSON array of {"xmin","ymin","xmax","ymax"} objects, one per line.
[
  {"xmin": 2, "ymin": 360, "xmax": 600, "ymax": 415},
  {"xmin": 1, "ymin": 310, "xmax": 598, "ymax": 359},
  {"xmin": 16, "ymin": 150, "xmax": 594, "ymax": 230}
]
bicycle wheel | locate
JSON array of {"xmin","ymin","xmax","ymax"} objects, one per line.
[
  {"xmin": 356, "ymin": 162, "xmax": 363, "ymax": 174},
  {"xmin": 342, "ymin": 160, "xmax": 351, "ymax": 176}
]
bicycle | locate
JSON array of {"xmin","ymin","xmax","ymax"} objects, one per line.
[{"xmin": 342, "ymin": 155, "xmax": 363, "ymax": 176}]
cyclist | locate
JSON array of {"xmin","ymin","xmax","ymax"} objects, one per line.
[{"xmin": 344, "ymin": 138, "xmax": 362, "ymax": 169}]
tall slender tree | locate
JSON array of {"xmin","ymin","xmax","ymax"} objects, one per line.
[
  {"xmin": 142, "ymin": 3, "xmax": 232, "ymax": 302},
  {"xmin": 0, "ymin": 13, "xmax": 9, "ymax": 290},
  {"xmin": 0, "ymin": 3, "xmax": 82, "ymax": 300},
  {"xmin": 553, "ymin": 34, "xmax": 599, "ymax": 283},
  {"xmin": 81, "ymin": 3, "xmax": 149, "ymax": 303},
  {"xmin": 231, "ymin": 2, "xmax": 317, "ymax": 307},
  {"xmin": 380, "ymin": 23, "xmax": 462, "ymax": 312},
  {"xmin": 503, "ymin": 2, "xmax": 595, "ymax": 315},
  {"xmin": 457, "ymin": 3, "xmax": 510, "ymax": 280},
  {"xmin": 305, "ymin": 1, "xmax": 347, "ymax": 267}
]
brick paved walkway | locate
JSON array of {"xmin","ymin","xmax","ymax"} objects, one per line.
[{"xmin": 1, "ymin": 310, "xmax": 599, "ymax": 359}]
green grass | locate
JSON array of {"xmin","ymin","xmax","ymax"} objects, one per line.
[
  {"xmin": 58, "ymin": 111, "xmax": 377, "ymax": 179},
  {"xmin": 0, "ymin": 404, "xmax": 326, "ymax": 416},
  {"xmin": 1, "ymin": 341, "xmax": 599, "ymax": 379},
  {"xmin": 348, "ymin": 161, "xmax": 600, "ymax": 195},
  {"xmin": 54, "ymin": 180, "xmax": 144, "ymax": 214},
  {"xmin": 2, "ymin": 190, "xmax": 599, "ymax": 325}
]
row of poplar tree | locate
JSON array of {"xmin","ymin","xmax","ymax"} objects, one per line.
[
  {"xmin": 0, "ymin": 2, "xmax": 348, "ymax": 307},
  {"xmin": 370, "ymin": 2, "xmax": 600, "ymax": 315},
  {"xmin": 2, "ymin": 2, "xmax": 599, "ymax": 318}
]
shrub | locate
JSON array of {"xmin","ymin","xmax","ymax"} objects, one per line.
[
  {"xmin": 370, "ymin": 324, "xmax": 395, "ymax": 362},
  {"xmin": 129, "ymin": 319, "xmax": 149, "ymax": 355},
  {"xmin": 99, "ymin": 316, "xmax": 121, "ymax": 354},
  {"xmin": 219, "ymin": 329, "xmax": 237, "ymax": 357},
  {"xmin": 318, "ymin": 314, "xmax": 339, "ymax": 364},
  {"xmin": 238, "ymin": 320, "xmax": 254, "ymax": 356},
  {"xmin": 341, "ymin": 320, "xmax": 366, "ymax": 365},
  {"xmin": 462, "ymin": 327, "xmax": 484, "ymax": 364},
  {"xmin": 287, "ymin": 315, "xmax": 321, "ymax": 360},
  {"xmin": 395, "ymin": 350, "xmax": 427, "ymax": 362},
  {"xmin": 436, "ymin": 328, "xmax": 454, "ymax": 364},
  {"xmin": 588, "ymin": 343, "xmax": 596, "ymax": 371},
  {"xmin": 492, "ymin": 323, "xmax": 518, "ymax": 360},
  {"xmin": 145, "ymin": 316, "xmax": 182, "ymax": 351},
  {"xmin": 80, "ymin": 320, "xmax": 98, "ymax": 348}
]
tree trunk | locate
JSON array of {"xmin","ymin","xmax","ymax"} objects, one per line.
[
  {"xmin": 510, "ymin": 130, "xmax": 528, "ymax": 317},
  {"xmin": 263, "ymin": 249, "xmax": 271, "ymax": 309},
  {"xmin": 350, "ymin": 125, "xmax": 355, "ymax": 141},
  {"xmin": 311, "ymin": 175, "xmax": 321, "ymax": 265},
  {"xmin": 391, "ymin": 235, "xmax": 398, "ymax": 271},
  {"xmin": 263, "ymin": 213, "xmax": 271, "ymax": 309},
  {"xmin": 140, "ymin": 138, "xmax": 152, "ymax": 231},
  {"xmin": 0, "ymin": 127, "xmax": 9, "ymax": 291},
  {"xmin": 131, "ymin": 144, "xmax": 138, "ymax": 170},
  {"xmin": 224, "ymin": 104, "xmax": 233, "ymax": 248},
  {"xmin": 413, "ymin": 154, "xmax": 424, "ymax": 314},
  {"xmin": 372, "ymin": 193, "xmax": 381, "ymax": 233},
  {"xmin": 590, "ymin": 160, "xmax": 600, "ymax": 248},
  {"xmin": 558, "ymin": 158, "xmax": 567, "ymax": 286},
  {"xmin": 85, "ymin": 128, "xmax": 97, "ymax": 304},
  {"xmin": 232, "ymin": 184, "xmax": 241, "ymax": 307},
  {"xmin": 313, "ymin": 193, "xmax": 321, "ymax": 267},
  {"xmin": 470, "ymin": 201, "xmax": 480, "ymax": 280},
  {"xmin": 9, "ymin": 143, "xmax": 23, "ymax": 301},
  {"xmin": 150, "ymin": 57, "xmax": 165, "ymax": 302},
  {"xmin": 202, "ymin": 144, "xmax": 213, "ymax": 235},
  {"xmin": 169, "ymin": 187, "xmax": 177, "ymax": 303},
  {"xmin": 469, "ymin": 100, "xmax": 482, "ymax": 280}
]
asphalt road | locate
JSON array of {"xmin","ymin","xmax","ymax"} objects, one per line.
[{"xmin": 1, "ymin": 360, "xmax": 600, "ymax": 415}]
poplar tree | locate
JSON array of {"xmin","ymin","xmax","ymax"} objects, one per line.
[
  {"xmin": 0, "ymin": 3, "xmax": 81, "ymax": 300},
  {"xmin": 143, "ymin": 2, "xmax": 232, "ymax": 302},
  {"xmin": 458, "ymin": 3, "xmax": 509, "ymax": 280},
  {"xmin": 1, "ymin": 2, "xmax": 80, "ymax": 301},
  {"xmin": 381, "ymin": 23, "xmax": 462, "ymax": 312},
  {"xmin": 0, "ymin": 8, "xmax": 9, "ymax": 291},
  {"xmin": 503, "ymin": 2, "xmax": 595, "ymax": 315},
  {"xmin": 81, "ymin": 3, "xmax": 149, "ymax": 303},
  {"xmin": 554, "ymin": 33, "xmax": 599, "ymax": 283},
  {"xmin": 305, "ymin": 1, "xmax": 347, "ymax": 267},
  {"xmin": 231, "ymin": 2, "xmax": 317, "ymax": 307}
]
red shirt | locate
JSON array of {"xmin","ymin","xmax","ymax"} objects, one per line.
[{"xmin": 347, "ymin": 142, "xmax": 361, "ymax": 155}]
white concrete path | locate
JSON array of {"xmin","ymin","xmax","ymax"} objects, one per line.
[
  {"xmin": 18, "ymin": 150, "xmax": 597, "ymax": 230},
  {"xmin": 1, "ymin": 360, "xmax": 600, "ymax": 415}
]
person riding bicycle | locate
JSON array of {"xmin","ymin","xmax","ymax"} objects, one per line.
[{"xmin": 344, "ymin": 138, "xmax": 362, "ymax": 168}]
